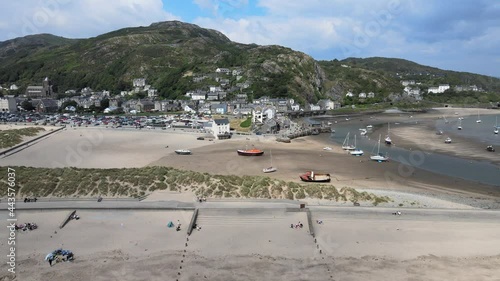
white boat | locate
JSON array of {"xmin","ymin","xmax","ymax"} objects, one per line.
[
  {"xmin": 342, "ymin": 132, "xmax": 355, "ymax": 150},
  {"xmin": 494, "ymin": 116, "xmax": 498, "ymax": 134},
  {"xmin": 385, "ymin": 123, "xmax": 392, "ymax": 145},
  {"xmin": 366, "ymin": 125, "xmax": 373, "ymax": 129},
  {"xmin": 323, "ymin": 147, "xmax": 333, "ymax": 151},
  {"xmin": 263, "ymin": 150, "xmax": 277, "ymax": 173},
  {"xmin": 370, "ymin": 135, "xmax": 389, "ymax": 162},
  {"xmin": 443, "ymin": 115, "xmax": 449, "ymax": 124},
  {"xmin": 350, "ymin": 135, "xmax": 364, "ymax": 156},
  {"xmin": 175, "ymin": 149, "xmax": 191, "ymax": 155},
  {"xmin": 360, "ymin": 129, "xmax": 367, "ymax": 136},
  {"xmin": 476, "ymin": 109, "xmax": 481, "ymax": 123},
  {"xmin": 457, "ymin": 118, "xmax": 462, "ymax": 130},
  {"xmin": 444, "ymin": 137, "xmax": 452, "ymax": 144}
]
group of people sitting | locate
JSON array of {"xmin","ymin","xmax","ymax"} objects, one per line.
[
  {"xmin": 316, "ymin": 220, "xmax": 323, "ymax": 224},
  {"xmin": 23, "ymin": 197, "xmax": 37, "ymax": 203},
  {"xmin": 15, "ymin": 222, "xmax": 38, "ymax": 231},
  {"xmin": 291, "ymin": 221, "xmax": 304, "ymax": 229},
  {"xmin": 167, "ymin": 220, "xmax": 182, "ymax": 231},
  {"xmin": 70, "ymin": 214, "xmax": 80, "ymax": 220},
  {"xmin": 46, "ymin": 249, "xmax": 74, "ymax": 266},
  {"xmin": 197, "ymin": 197, "xmax": 207, "ymax": 203}
]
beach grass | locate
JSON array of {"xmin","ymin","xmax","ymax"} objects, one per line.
[
  {"xmin": 0, "ymin": 166, "xmax": 391, "ymax": 205},
  {"xmin": 0, "ymin": 127, "xmax": 45, "ymax": 149}
]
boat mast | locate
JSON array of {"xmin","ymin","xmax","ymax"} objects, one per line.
[{"xmin": 377, "ymin": 134, "xmax": 381, "ymax": 155}]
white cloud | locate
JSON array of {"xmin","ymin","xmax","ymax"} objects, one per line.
[
  {"xmin": 0, "ymin": 0, "xmax": 179, "ymax": 40},
  {"xmin": 193, "ymin": 0, "xmax": 500, "ymax": 76},
  {"xmin": 195, "ymin": 16, "xmax": 356, "ymax": 54},
  {"xmin": 193, "ymin": 0, "xmax": 249, "ymax": 17}
]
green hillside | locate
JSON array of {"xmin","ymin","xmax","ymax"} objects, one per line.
[{"xmin": 0, "ymin": 21, "xmax": 499, "ymax": 104}]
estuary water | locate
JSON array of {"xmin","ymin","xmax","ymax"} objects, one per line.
[{"xmin": 324, "ymin": 116, "xmax": 500, "ymax": 187}]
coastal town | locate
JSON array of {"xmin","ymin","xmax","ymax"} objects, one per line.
[{"xmin": 1, "ymin": 3, "xmax": 500, "ymax": 280}]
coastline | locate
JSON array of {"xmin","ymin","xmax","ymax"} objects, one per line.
[{"xmin": 2, "ymin": 109, "xmax": 499, "ymax": 209}]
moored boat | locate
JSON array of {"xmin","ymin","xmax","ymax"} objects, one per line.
[
  {"xmin": 486, "ymin": 145, "xmax": 495, "ymax": 152},
  {"xmin": 237, "ymin": 148, "xmax": 264, "ymax": 156},
  {"xmin": 175, "ymin": 149, "xmax": 191, "ymax": 155},
  {"xmin": 370, "ymin": 135, "xmax": 389, "ymax": 162},
  {"xmin": 349, "ymin": 135, "xmax": 364, "ymax": 156},
  {"xmin": 444, "ymin": 137, "xmax": 452, "ymax": 144},
  {"xmin": 300, "ymin": 171, "xmax": 331, "ymax": 183},
  {"xmin": 263, "ymin": 167, "xmax": 277, "ymax": 173},
  {"xmin": 262, "ymin": 150, "xmax": 277, "ymax": 173},
  {"xmin": 342, "ymin": 132, "xmax": 355, "ymax": 150},
  {"xmin": 385, "ymin": 123, "xmax": 392, "ymax": 145}
]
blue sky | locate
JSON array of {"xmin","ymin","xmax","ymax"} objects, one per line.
[{"xmin": 0, "ymin": 0, "xmax": 499, "ymax": 77}]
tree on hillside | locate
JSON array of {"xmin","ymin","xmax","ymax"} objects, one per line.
[
  {"xmin": 21, "ymin": 100, "xmax": 35, "ymax": 111},
  {"xmin": 100, "ymin": 98, "xmax": 110, "ymax": 110},
  {"xmin": 59, "ymin": 100, "xmax": 78, "ymax": 112}
]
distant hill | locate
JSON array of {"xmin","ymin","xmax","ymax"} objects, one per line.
[
  {"xmin": 340, "ymin": 57, "xmax": 500, "ymax": 91},
  {"xmin": 0, "ymin": 21, "xmax": 499, "ymax": 104}
]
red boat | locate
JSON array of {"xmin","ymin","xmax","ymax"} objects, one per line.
[
  {"xmin": 237, "ymin": 148, "xmax": 264, "ymax": 156},
  {"xmin": 300, "ymin": 171, "xmax": 331, "ymax": 183}
]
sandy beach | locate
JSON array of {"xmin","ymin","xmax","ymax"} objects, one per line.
[
  {"xmin": 2, "ymin": 109, "xmax": 500, "ymax": 280},
  {"xmin": 1, "ymin": 127, "xmax": 214, "ymax": 168},
  {"xmin": 2, "ymin": 113, "xmax": 500, "ymax": 207},
  {"xmin": 2, "ymin": 208, "xmax": 500, "ymax": 281}
]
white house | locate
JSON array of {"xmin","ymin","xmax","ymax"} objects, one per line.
[
  {"xmin": 428, "ymin": 84, "xmax": 450, "ymax": 94},
  {"xmin": 0, "ymin": 97, "xmax": 17, "ymax": 113},
  {"xmin": 308, "ymin": 104, "xmax": 321, "ymax": 111},
  {"xmin": 133, "ymin": 78, "xmax": 146, "ymax": 88},
  {"xmin": 212, "ymin": 118, "xmax": 230, "ymax": 139},
  {"xmin": 318, "ymin": 99, "xmax": 335, "ymax": 110},
  {"xmin": 345, "ymin": 91, "xmax": 354, "ymax": 97},
  {"xmin": 184, "ymin": 105, "xmax": 196, "ymax": 113},
  {"xmin": 291, "ymin": 104, "xmax": 300, "ymax": 111},
  {"xmin": 427, "ymin": 87, "xmax": 440, "ymax": 93},
  {"xmin": 367, "ymin": 92, "xmax": 375, "ymax": 98},
  {"xmin": 148, "ymin": 89, "xmax": 158, "ymax": 97},
  {"xmin": 252, "ymin": 107, "xmax": 264, "ymax": 123},
  {"xmin": 438, "ymin": 84, "xmax": 450, "ymax": 93},
  {"xmin": 215, "ymin": 68, "xmax": 230, "ymax": 74},
  {"xmin": 263, "ymin": 106, "xmax": 276, "ymax": 120},
  {"xmin": 358, "ymin": 92, "xmax": 367, "ymax": 98},
  {"xmin": 9, "ymin": 84, "xmax": 18, "ymax": 91},
  {"xmin": 209, "ymin": 86, "xmax": 222, "ymax": 93},
  {"xmin": 401, "ymin": 80, "xmax": 416, "ymax": 86}
]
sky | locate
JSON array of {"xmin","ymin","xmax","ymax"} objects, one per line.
[{"xmin": 0, "ymin": 0, "xmax": 499, "ymax": 77}]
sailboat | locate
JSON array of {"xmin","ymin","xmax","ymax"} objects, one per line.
[
  {"xmin": 342, "ymin": 132, "xmax": 355, "ymax": 150},
  {"xmin": 457, "ymin": 118, "xmax": 462, "ymax": 130},
  {"xmin": 494, "ymin": 116, "xmax": 498, "ymax": 134},
  {"xmin": 443, "ymin": 115, "xmax": 449, "ymax": 124},
  {"xmin": 350, "ymin": 135, "xmax": 364, "ymax": 156},
  {"xmin": 370, "ymin": 135, "xmax": 389, "ymax": 162},
  {"xmin": 476, "ymin": 109, "xmax": 482, "ymax": 123},
  {"xmin": 385, "ymin": 123, "xmax": 392, "ymax": 145},
  {"xmin": 262, "ymin": 150, "xmax": 277, "ymax": 173}
]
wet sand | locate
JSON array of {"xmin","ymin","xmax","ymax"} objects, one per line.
[{"xmin": 149, "ymin": 135, "xmax": 500, "ymax": 203}]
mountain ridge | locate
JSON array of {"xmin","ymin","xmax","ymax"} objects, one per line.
[{"xmin": 0, "ymin": 21, "xmax": 498, "ymax": 103}]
